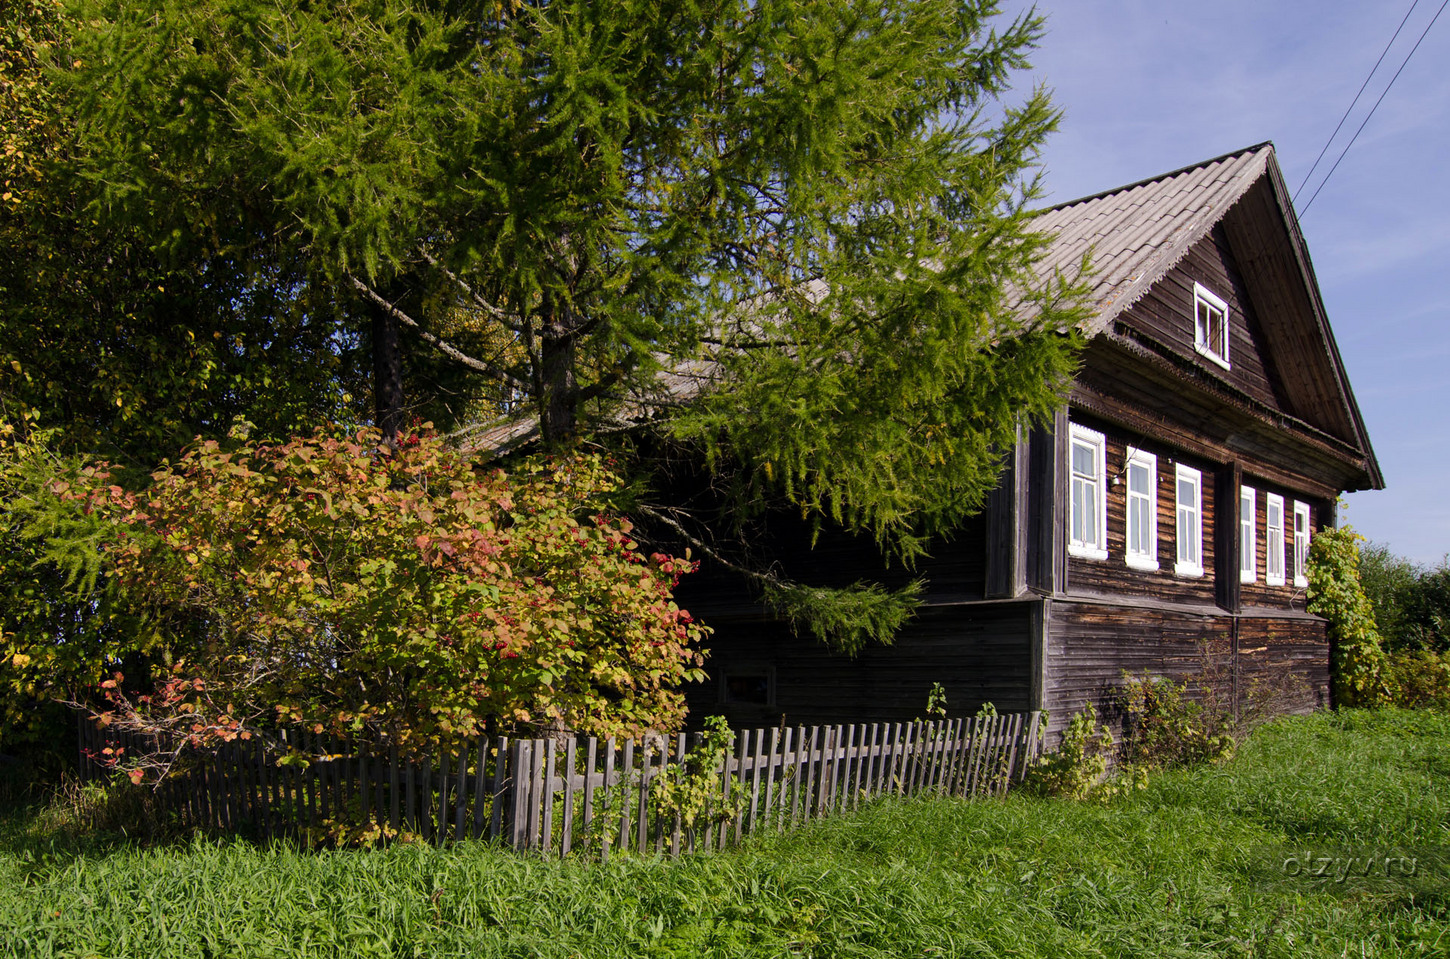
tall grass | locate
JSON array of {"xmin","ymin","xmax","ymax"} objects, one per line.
[{"xmin": 3, "ymin": 709, "xmax": 1447, "ymax": 958}]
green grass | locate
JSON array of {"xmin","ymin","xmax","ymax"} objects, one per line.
[{"xmin": 3, "ymin": 709, "xmax": 1448, "ymax": 957}]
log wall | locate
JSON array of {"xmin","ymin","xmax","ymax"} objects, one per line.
[
  {"xmin": 683, "ymin": 600, "xmax": 1038, "ymax": 729},
  {"xmin": 1044, "ymin": 598, "xmax": 1329, "ymax": 732},
  {"xmin": 1116, "ymin": 226, "xmax": 1288, "ymax": 412}
]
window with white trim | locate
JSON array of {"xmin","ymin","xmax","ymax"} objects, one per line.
[
  {"xmin": 1239, "ymin": 486, "xmax": 1257, "ymax": 583},
  {"xmin": 1175, "ymin": 464, "xmax": 1203, "ymax": 577},
  {"xmin": 1265, "ymin": 493, "xmax": 1285, "ymax": 586},
  {"xmin": 1069, "ymin": 424, "xmax": 1108, "ymax": 560},
  {"xmin": 1293, "ymin": 501, "xmax": 1310, "ymax": 588},
  {"xmin": 1124, "ymin": 447, "xmax": 1158, "ymax": 570},
  {"xmin": 1194, "ymin": 282, "xmax": 1230, "ymax": 369}
]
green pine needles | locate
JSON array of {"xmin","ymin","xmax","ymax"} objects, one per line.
[{"xmin": 21, "ymin": 0, "xmax": 1090, "ymax": 657}]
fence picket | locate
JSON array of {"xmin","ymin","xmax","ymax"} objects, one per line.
[
  {"xmin": 617, "ymin": 739, "xmax": 635, "ymax": 854},
  {"xmin": 730, "ymin": 729, "xmax": 749, "ymax": 845},
  {"xmin": 541, "ymin": 738, "xmax": 557, "ymax": 854},
  {"xmin": 73, "ymin": 710, "xmax": 1042, "ymax": 852},
  {"xmin": 472, "ymin": 737, "xmax": 490, "ymax": 840},
  {"xmin": 561, "ymin": 737, "xmax": 578, "ymax": 857}
]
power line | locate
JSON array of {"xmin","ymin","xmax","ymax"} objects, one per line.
[
  {"xmin": 1299, "ymin": 0, "xmax": 1450, "ymax": 217},
  {"xmin": 1293, "ymin": 0, "xmax": 1420, "ymax": 205}
]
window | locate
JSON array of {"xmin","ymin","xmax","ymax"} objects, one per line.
[
  {"xmin": 1266, "ymin": 493, "xmax": 1285, "ymax": 586},
  {"xmin": 1194, "ymin": 282, "xmax": 1230, "ymax": 369},
  {"xmin": 1124, "ymin": 447, "xmax": 1158, "ymax": 570},
  {"xmin": 1239, "ymin": 486, "xmax": 1257, "ymax": 583},
  {"xmin": 1175, "ymin": 464, "xmax": 1203, "ymax": 577},
  {"xmin": 1069, "ymin": 424, "xmax": 1108, "ymax": 560},
  {"xmin": 1293, "ymin": 501, "xmax": 1310, "ymax": 588},
  {"xmin": 721, "ymin": 668, "xmax": 774, "ymax": 705}
]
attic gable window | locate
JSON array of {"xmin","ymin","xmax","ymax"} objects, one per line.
[
  {"xmin": 1068, "ymin": 423, "xmax": 1108, "ymax": 560},
  {"xmin": 1193, "ymin": 282, "xmax": 1231, "ymax": 369}
]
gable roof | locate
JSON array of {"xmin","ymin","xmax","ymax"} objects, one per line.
[
  {"xmin": 466, "ymin": 144, "xmax": 1381, "ymax": 490},
  {"xmin": 1031, "ymin": 142, "xmax": 1382, "ymax": 490},
  {"xmin": 1031, "ymin": 143, "xmax": 1272, "ymax": 334}
]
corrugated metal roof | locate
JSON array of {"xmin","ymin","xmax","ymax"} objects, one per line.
[{"xmin": 1024, "ymin": 143, "xmax": 1272, "ymax": 333}]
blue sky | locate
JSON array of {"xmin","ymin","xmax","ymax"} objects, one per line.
[{"xmin": 999, "ymin": 0, "xmax": 1450, "ymax": 564}]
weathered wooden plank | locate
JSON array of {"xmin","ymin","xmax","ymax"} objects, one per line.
[
  {"xmin": 640, "ymin": 738, "xmax": 658, "ymax": 854},
  {"xmin": 539, "ymin": 739, "xmax": 556, "ymax": 854},
  {"xmin": 490, "ymin": 736, "xmax": 509, "ymax": 841},
  {"xmin": 560, "ymin": 737, "xmax": 578, "ymax": 856},
  {"xmin": 731, "ymin": 728, "xmax": 750, "ymax": 844},
  {"xmin": 472, "ymin": 738, "xmax": 490, "ymax": 839},
  {"xmin": 617, "ymin": 739, "xmax": 635, "ymax": 854},
  {"xmin": 507, "ymin": 740, "xmax": 529, "ymax": 850}
]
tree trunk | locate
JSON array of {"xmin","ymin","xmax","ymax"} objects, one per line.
[
  {"xmin": 538, "ymin": 300, "xmax": 578, "ymax": 450},
  {"xmin": 370, "ymin": 289, "xmax": 406, "ymax": 445}
]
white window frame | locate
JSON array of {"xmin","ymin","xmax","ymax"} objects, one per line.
[
  {"xmin": 1239, "ymin": 486, "xmax": 1257, "ymax": 584},
  {"xmin": 1265, "ymin": 493, "xmax": 1286, "ymax": 586},
  {"xmin": 1293, "ymin": 500, "xmax": 1310, "ymax": 588},
  {"xmin": 1174, "ymin": 464, "xmax": 1204, "ymax": 578},
  {"xmin": 1068, "ymin": 424, "xmax": 1108, "ymax": 561},
  {"xmin": 1193, "ymin": 282, "xmax": 1231, "ymax": 370},
  {"xmin": 1124, "ymin": 447, "xmax": 1158, "ymax": 571}
]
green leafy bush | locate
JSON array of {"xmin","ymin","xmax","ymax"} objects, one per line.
[
  {"xmin": 1018, "ymin": 706, "xmax": 1114, "ymax": 800},
  {"xmin": 1382, "ymin": 649, "xmax": 1450, "ymax": 711},
  {"xmin": 652, "ymin": 716, "xmax": 745, "ymax": 838},
  {"xmin": 1117, "ymin": 673, "xmax": 1235, "ymax": 770},
  {"xmin": 1359, "ymin": 542, "xmax": 1450, "ymax": 653},
  {"xmin": 1306, "ymin": 525, "xmax": 1389, "ymax": 707},
  {"xmin": 13, "ymin": 428, "xmax": 710, "ymax": 785}
]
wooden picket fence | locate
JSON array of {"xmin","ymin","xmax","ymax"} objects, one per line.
[{"xmin": 79, "ymin": 712, "xmax": 1043, "ymax": 856}]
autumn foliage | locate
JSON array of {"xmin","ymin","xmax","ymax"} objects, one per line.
[{"xmin": 68, "ymin": 430, "xmax": 706, "ymax": 765}]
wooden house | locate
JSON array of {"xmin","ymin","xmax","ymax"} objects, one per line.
[{"xmin": 676, "ymin": 143, "xmax": 1383, "ymax": 731}]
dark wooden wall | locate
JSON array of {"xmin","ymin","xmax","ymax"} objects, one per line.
[
  {"xmin": 1116, "ymin": 226, "xmax": 1289, "ymax": 413},
  {"xmin": 1238, "ymin": 615, "xmax": 1331, "ymax": 714},
  {"xmin": 1044, "ymin": 600, "xmax": 1328, "ymax": 733},
  {"xmin": 683, "ymin": 600, "xmax": 1038, "ymax": 729},
  {"xmin": 1064, "ymin": 414, "xmax": 1218, "ymax": 605}
]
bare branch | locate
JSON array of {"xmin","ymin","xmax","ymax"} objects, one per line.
[
  {"xmin": 418, "ymin": 251, "xmax": 520, "ymax": 330},
  {"xmin": 347, "ymin": 274, "xmax": 529, "ymax": 390}
]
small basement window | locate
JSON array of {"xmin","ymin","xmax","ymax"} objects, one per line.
[
  {"xmin": 721, "ymin": 669, "xmax": 774, "ymax": 706},
  {"xmin": 1194, "ymin": 282, "xmax": 1231, "ymax": 369}
]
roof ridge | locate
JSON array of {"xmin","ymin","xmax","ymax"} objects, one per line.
[{"xmin": 1040, "ymin": 141, "xmax": 1275, "ymax": 213}]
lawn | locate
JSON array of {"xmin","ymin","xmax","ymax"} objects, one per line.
[{"xmin": 2, "ymin": 709, "xmax": 1447, "ymax": 958}]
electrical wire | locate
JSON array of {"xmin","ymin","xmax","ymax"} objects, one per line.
[
  {"xmin": 1299, "ymin": 0, "xmax": 1450, "ymax": 216},
  {"xmin": 1292, "ymin": 0, "xmax": 1420, "ymax": 205}
]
